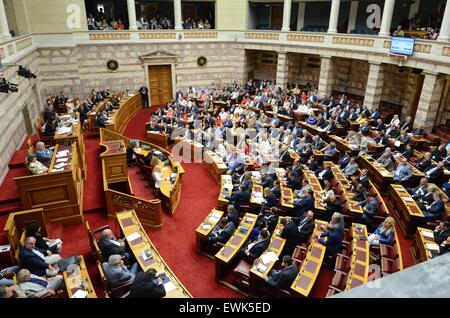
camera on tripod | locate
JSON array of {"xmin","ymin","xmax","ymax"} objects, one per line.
[
  {"xmin": 18, "ymin": 65, "xmax": 37, "ymax": 79},
  {"xmin": 0, "ymin": 78, "xmax": 18, "ymax": 93}
]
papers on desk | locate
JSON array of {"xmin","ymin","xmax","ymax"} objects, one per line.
[
  {"xmin": 208, "ymin": 216, "xmax": 220, "ymax": 223},
  {"xmin": 246, "ymin": 216, "xmax": 255, "ymax": 223},
  {"xmin": 380, "ymin": 171, "xmax": 390, "ymax": 176},
  {"xmin": 55, "ymin": 126, "xmax": 72, "ymax": 135},
  {"xmin": 51, "ymin": 167, "xmax": 64, "ymax": 172},
  {"xmin": 126, "ymin": 232, "xmax": 141, "ymax": 242},
  {"xmin": 48, "ymin": 238, "xmax": 62, "ymax": 248},
  {"xmin": 373, "ymin": 163, "xmax": 381, "ymax": 167},
  {"xmin": 164, "ymin": 281, "xmax": 177, "ymax": 293},
  {"xmin": 402, "ymin": 196, "xmax": 414, "ymax": 202},
  {"xmin": 261, "ymin": 251, "xmax": 278, "ymax": 265},
  {"xmin": 154, "ymin": 150, "xmax": 162, "ymax": 155},
  {"xmin": 71, "ymin": 289, "xmax": 88, "ymax": 298},
  {"xmin": 223, "ymin": 185, "xmax": 233, "ymax": 192},
  {"xmin": 426, "ymin": 243, "xmax": 440, "ymax": 251},
  {"xmin": 140, "ymin": 249, "xmax": 153, "ymax": 261},
  {"xmin": 256, "ymin": 263, "xmax": 268, "ymax": 273},
  {"xmin": 53, "ymin": 162, "xmax": 67, "ymax": 169},
  {"xmin": 211, "ymin": 211, "xmax": 222, "ymax": 219},
  {"xmin": 56, "ymin": 157, "xmax": 68, "ymax": 163},
  {"xmin": 201, "ymin": 223, "xmax": 212, "ymax": 231},
  {"xmin": 56, "ymin": 150, "xmax": 69, "ymax": 158},
  {"xmin": 422, "ymin": 230, "xmax": 435, "ymax": 239}
]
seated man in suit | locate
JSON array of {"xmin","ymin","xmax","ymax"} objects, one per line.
[
  {"xmin": 342, "ymin": 157, "xmax": 359, "ymax": 178},
  {"xmin": 293, "ymin": 190, "xmax": 315, "ymax": 217},
  {"xmin": 128, "ymin": 269, "xmax": 166, "ymax": 298},
  {"xmin": 238, "ymin": 229, "xmax": 270, "ymax": 264},
  {"xmin": 373, "ymin": 119, "xmax": 385, "ymax": 131},
  {"xmin": 207, "ymin": 217, "xmax": 236, "ymax": 245},
  {"xmin": 434, "ymin": 221, "xmax": 450, "ymax": 245},
  {"xmin": 417, "ymin": 152, "xmax": 433, "ymax": 172},
  {"xmin": 296, "ymin": 210, "xmax": 315, "ymax": 244},
  {"xmin": 354, "ymin": 191, "xmax": 379, "ymax": 227},
  {"xmin": 423, "ymin": 192, "xmax": 445, "ymax": 222},
  {"xmin": 315, "ymin": 162, "xmax": 333, "ymax": 182},
  {"xmin": 98, "ymin": 229, "xmax": 134, "ymax": 265},
  {"xmin": 265, "ymin": 255, "xmax": 298, "ymax": 292},
  {"xmin": 402, "ymin": 144, "xmax": 414, "ymax": 160},
  {"xmin": 431, "ymin": 144, "xmax": 447, "ymax": 162},
  {"xmin": 424, "ymin": 161, "xmax": 445, "ymax": 182},
  {"xmin": 322, "ymin": 142, "xmax": 338, "ymax": 157},
  {"xmin": 35, "ymin": 141, "xmax": 53, "ymax": 166},
  {"xmin": 322, "ymin": 193, "xmax": 342, "ymax": 221},
  {"xmin": 294, "ymin": 178, "xmax": 311, "ymax": 200},
  {"xmin": 102, "ymin": 254, "xmax": 139, "ymax": 288},
  {"xmin": 257, "ymin": 206, "xmax": 279, "ymax": 234},
  {"xmin": 316, "ymin": 223, "xmax": 343, "ymax": 267},
  {"xmin": 229, "ymin": 184, "xmax": 251, "ymax": 213},
  {"xmin": 226, "ymin": 204, "xmax": 240, "ymax": 227},
  {"xmin": 311, "ymin": 135, "xmax": 325, "ymax": 150},
  {"xmin": 16, "ymin": 268, "xmax": 63, "ymax": 298},
  {"xmin": 442, "ymin": 178, "xmax": 450, "ymax": 198},
  {"xmin": 408, "ymin": 177, "xmax": 429, "ymax": 200},
  {"xmin": 19, "ymin": 237, "xmax": 60, "ymax": 277},
  {"xmin": 392, "ymin": 158, "xmax": 413, "ymax": 183},
  {"xmin": 376, "ymin": 151, "xmax": 394, "ymax": 172},
  {"xmin": 338, "ymin": 150, "xmax": 352, "ymax": 169}
]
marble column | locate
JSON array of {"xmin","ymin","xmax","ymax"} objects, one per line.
[
  {"xmin": 364, "ymin": 62, "xmax": 384, "ymax": 111},
  {"xmin": 174, "ymin": 0, "xmax": 183, "ymax": 30},
  {"xmin": 0, "ymin": 0, "xmax": 11, "ymax": 40},
  {"xmin": 317, "ymin": 56, "xmax": 334, "ymax": 98},
  {"xmin": 347, "ymin": 1, "xmax": 358, "ymax": 33},
  {"xmin": 378, "ymin": 0, "xmax": 395, "ymax": 36},
  {"xmin": 327, "ymin": 0, "xmax": 341, "ymax": 33},
  {"xmin": 276, "ymin": 52, "xmax": 289, "ymax": 88},
  {"xmin": 127, "ymin": 0, "xmax": 137, "ymax": 30},
  {"xmin": 414, "ymin": 72, "xmax": 445, "ymax": 132},
  {"xmin": 437, "ymin": 0, "xmax": 450, "ymax": 41},
  {"xmin": 282, "ymin": 0, "xmax": 292, "ymax": 32},
  {"xmin": 297, "ymin": 2, "xmax": 305, "ymax": 31}
]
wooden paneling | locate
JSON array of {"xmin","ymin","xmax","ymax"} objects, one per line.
[{"xmin": 270, "ymin": 5, "xmax": 283, "ymax": 28}]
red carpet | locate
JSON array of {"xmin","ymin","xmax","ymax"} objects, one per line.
[
  {"xmin": 83, "ymin": 135, "xmax": 105, "ymax": 212},
  {"xmin": 0, "ymin": 166, "xmax": 27, "ymax": 206}
]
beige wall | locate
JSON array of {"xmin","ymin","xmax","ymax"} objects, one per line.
[
  {"xmin": 4, "ymin": 0, "xmax": 18, "ymax": 36},
  {"xmin": 216, "ymin": 0, "xmax": 247, "ymax": 30}
]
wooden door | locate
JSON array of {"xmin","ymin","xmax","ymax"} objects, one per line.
[
  {"xmin": 148, "ymin": 65, "xmax": 173, "ymax": 106},
  {"xmin": 271, "ymin": 5, "xmax": 283, "ymax": 28},
  {"xmin": 142, "ymin": 3, "xmax": 157, "ymax": 19}
]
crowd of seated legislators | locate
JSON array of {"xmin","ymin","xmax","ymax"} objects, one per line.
[{"xmin": 143, "ymin": 79, "xmax": 450, "ymax": 293}]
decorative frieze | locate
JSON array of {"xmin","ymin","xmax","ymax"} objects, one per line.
[
  {"xmin": 139, "ymin": 32, "xmax": 176, "ymax": 40},
  {"xmin": 443, "ymin": 47, "xmax": 450, "ymax": 57},
  {"xmin": 0, "ymin": 47, "xmax": 4, "ymax": 59},
  {"xmin": 7, "ymin": 44, "xmax": 14, "ymax": 55},
  {"xmin": 89, "ymin": 33, "xmax": 131, "ymax": 41},
  {"xmin": 414, "ymin": 43, "xmax": 431, "ymax": 54},
  {"xmin": 333, "ymin": 37, "xmax": 374, "ymax": 47},
  {"xmin": 287, "ymin": 34, "xmax": 324, "ymax": 43},
  {"xmin": 183, "ymin": 32, "xmax": 218, "ymax": 39},
  {"xmin": 15, "ymin": 37, "xmax": 32, "ymax": 52},
  {"xmin": 245, "ymin": 32, "xmax": 279, "ymax": 40}
]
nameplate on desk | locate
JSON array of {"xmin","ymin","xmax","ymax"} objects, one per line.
[
  {"xmin": 121, "ymin": 218, "xmax": 134, "ymax": 227},
  {"xmin": 126, "ymin": 232, "xmax": 142, "ymax": 245}
]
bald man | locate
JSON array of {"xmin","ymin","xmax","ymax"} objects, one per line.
[{"xmin": 98, "ymin": 229, "xmax": 133, "ymax": 265}]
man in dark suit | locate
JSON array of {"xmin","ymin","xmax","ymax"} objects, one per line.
[
  {"xmin": 431, "ymin": 144, "xmax": 447, "ymax": 162},
  {"xmin": 408, "ymin": 177, "xmax": 428, "ymax": 200},
  {"xmin": 139, "ymin": 86, "xmax": 149, "ymax": 108},
  {"xmin": 229, "ymin": 185, "xmax": 251, "ymax": 213},
  {"xmin": 239, "ymin": 229, "xmax": 270, "ymax": 263},
  {"xmin": 311, "ymin": 135, "xmax": 325, "ymax": 150},
  {"xmin": 417, "ymin": 152, "xmax": 433, "ymax": 171},
  {"xmin": 208, "ymin": 217, "xmax": 236, "ymax": 244},
  {"xmin": 293, "ymin": 190, "xmax": 315, "ymax": 217},
  {"xmin": 323, "ymin": 194, "xmax": 342, "ymax": 220},
  {"xmin": 316, "ymin": 223, "xmax": 343, "ymax": 267},
  {"xmin": 338, "ymin": 151, "xmax": 352, "ymax": 169},
  {"xmin": 399, "ymin": 116, "xmax": 413, "ymax": 133},
  {"xmin": 358, "ymin": 169, "xmax": 370, "ymax": 189},
  {"xmin": 373, "ymin": 119, "xmax": 385, "ymax": 131},
  {"xmin": 434, "ymin": 221, "xmax": 450, "ymax": 245},
  {"xmin": 280, "ymin": 218, "xmax": 300, "ymax": 257},
  {"xmin": 266, "ymin": 255, "xmax": 298, "ymax": 292},
  {"xmin": 226, "ymin": 205, "xmax": 240, "ymax": 227},
  {"xmin": 316, "ymin": 163, "xmax": 333, "ymax": 182},
  {"xmin": 296, "ymin": 210, "xmax": 315, "ymax": 243},
  {"xmin": 423, "ymin": 192, "xmax": 445, "ymax": 222},
  {"xmin": 354, "ymin": 191, "xmax": 379, "ymax": 227},
  {"xmin": 19, "ymin": 237, "xmax": 59, "ymax": 277},
  {"xmin": 261, "ymin": 172, "xmax": 274, "ymax": 189},
  {"xmin": 98, "ymin": 229, "xmax": 133, "ymax": 265},
  {"xmin": 424, "ymin": 161, "xmax": 445, "ymax": 182},
  {"xmin": 129, "ymin": 269, "xmax": 166, "ymax": 298}
]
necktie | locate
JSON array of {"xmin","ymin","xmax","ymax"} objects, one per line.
[
  {"xmin": 298, "ymin": 219, "xmax": 307, "ymax": 231},
  {"xmin": 30, "ymin": 278, "xmax": 48, "ymax": 288}
]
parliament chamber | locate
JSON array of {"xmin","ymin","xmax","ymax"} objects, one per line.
[{"xmin": 0, "ymin": 0, "xmax": 450, "ymax": 302}]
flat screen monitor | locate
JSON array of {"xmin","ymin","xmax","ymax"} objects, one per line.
[{"xmin": 390, "ymin": 37, "xmax": 415, "ymax": 56}]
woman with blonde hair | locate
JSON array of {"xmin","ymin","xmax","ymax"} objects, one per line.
[{"xmin": 368, "ymin": 217, "xmax": 396, "ymax": 245}]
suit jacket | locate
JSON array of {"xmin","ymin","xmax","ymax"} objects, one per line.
[
  {"xmin": 98, "ymin": 238, "xmax": 127, "ymax": 261},
  {"xmin": 359, "ymin": 198, "xmax": 379, "ymax": 219},
  {"xmin": 359, "ymin": 176, "xmax": 370, "ymax": 189},
  {"xmin": 418, "ymin": 159, "xmax": 432, "ymax": 171},
  {"xmin": 426, "ymin": 199, "xmax": 444, "ymax": 218},
  {"xmin": 312, "ymin": 139, "xmax": 325, "ymax": 150},
  {"xmin": 281, "ymin": 220, "xmax": 301, "ymax": 255},
  {"xmin": 102, "ymin": 263, "xmax": 135, "ymax": 287},
  {"xmin": 318, "ymin": 229, "xmax": 343, "ymax": 258},
  {"xmin": 246, "ymin": 238, "xmax": 270, "ymax": 262},
  {"xmin": 267, "ymin": 265, "xmax": 299, "ymax": 290},
  {"xmin": 339, "ymin": 155, "xmax": 351, "ymax": 169},
  {"xmin": 294, "ymin": 197, "xmax": 315, "ymax": 216},
  {"xmin": 400, "ymin": 121, "xmax": 413, "ymax": 132},
  {"xmin": 434, "ymin": 229, "xmax": 450, "ymax": 245},
  {"xmin": 230, "ymin": 190, "xmax": 251, "ymax": 210},
  {"xmin": 128, "ymin": 272, "xmax": 166, "ymax": 298},
  {"xmin": 19, "ymin": 247, "xmax": 49, "ymax": 276},
  {"xmin": 296, "ymin": 217, "xmax": 315, "ymax": 240},
  {"xmin": 393, "ymin": 164, "xmax": 413, "ymax": 181},
  {"xmin": 343, "ymin": 162, "xmax": 358, "ymax": 177},
  {"xmin": 261, "ymin": 175, "xmax": 274, "ymax": 189},
  {"xmin": 425, "ymin": 166, "xmax": 444, "ymax": 180},
  {"xmin": 210, "ymin": 222, "xmax": 236, "ymax": 244},
  {"xmin": 316, "ymin": 169, "xmax": 333, "ymax": 181},
  {"xmin": 374, "ymin": 123, "xmax": 386, "ymax": 131}
]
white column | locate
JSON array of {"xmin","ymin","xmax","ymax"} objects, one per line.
[
  {"xmin": 364, "ymin": 62, "xmax": 384, "ymax": 111},
  {"xmin": 414, "ymin": 72, "xmax": 445, "ymax": 132},
  {"xmin": 318, "ymin": 56, "xmax": 334, "ymax": 97},
  {"xmin": 174, "ymin": 0, "xmax": 183, "ymax": 30},
  {"xmin": 347, "ymin": 1, "xmax": 358, "ymax": 33},
  {"xmin": 276, "ymin": 52, "xmax": 289, "ymax": 88},
  {"xmin": 437, "ymin": 0, "xmax": 450, "ymax": 41},
  {"xmin": 127, "ymin": 0, "xmax": 137, "ymax": 30},
  {"xmin": 282, "ymin": 0, "xmax": 292, "ymax": 32},
  {"xmin": 378, "ymin": 0, "xmax": 395, "ymax": 36},
  {"xmin": 327, "ymin": 0, "xmax": 341, "ymax": 33},
  {"xmin": 0, "ymin": 0, "xmax": 11, "ymax": 40},
  {"xmin": 297, "ymin": 2, "xmax": 305, "ymax": 31}
]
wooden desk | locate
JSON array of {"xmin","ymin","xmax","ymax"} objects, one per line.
[
  {"xmin": 290, "ymin": 220, "xmax": 327, "ymax": 297},
  {"xmin": 146, "ymin": 131, "xmax": 170, "ymax": 150},
  {"xmin": 302, "ymin": 170, "xmax": 327, "ymax": 214},
  {"xmin": 359, "ymin": 155, "xmax": 393, "ymax": 194},
  {"xmin": 116, "ymin": 210, "xmax": 192, "ymax": 298},
  {"xmin": 215, "ymin": 213, "xmax": 258, "ymax": 281},
  {"xmin": 195, "ymin": 209, "xmax": 224, "ymax": 254},
  {"xmin": 203, "ymin": 150, "xmax": 227, "ymax": 185},
  {"xmin": 280, "ymin": 186, "xmax": 294, "ymax": 209},
  {"xmin": 345, "ymin": 224, "xmax": 369, "ymax": 290},
  {"xmin": 328, "ymin": 135, "xmax": 359, "ymax": 157},
  {"xmin": 218, "ymin": 175, "xmax": 232, "ymax": 211},
  {"xmin": 63, "ymin": 255, "xmax": 97, "ymax": 298},
  {"xmin": 54, "ymin": 114, "xmax": 87, "ymax": 180},
  {"xmin": 328, "ymin": 162, "xmax": 363, "ymax": 216},
  {"xmin": 389, "ymin": 184, "xmax": 425, "ymax": 238},
  {"xmin": 249, "ymin": 218, "xmax": 286, "ymax": 287},
  {"xmin": 14, "ymin": 144, "xmax": 83, "ymax": 225},
  {"xmin": 411, "ymin": 227, "xmax": 440, "ymax": 264},
  {"xmin": 106, "ymin": 94, "xmax": 141, "ymax": 134}
]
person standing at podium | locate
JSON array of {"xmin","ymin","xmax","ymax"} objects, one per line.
[{"xmin": 139, "ymin": 85, "xmax": 149, "ymax": 108}]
